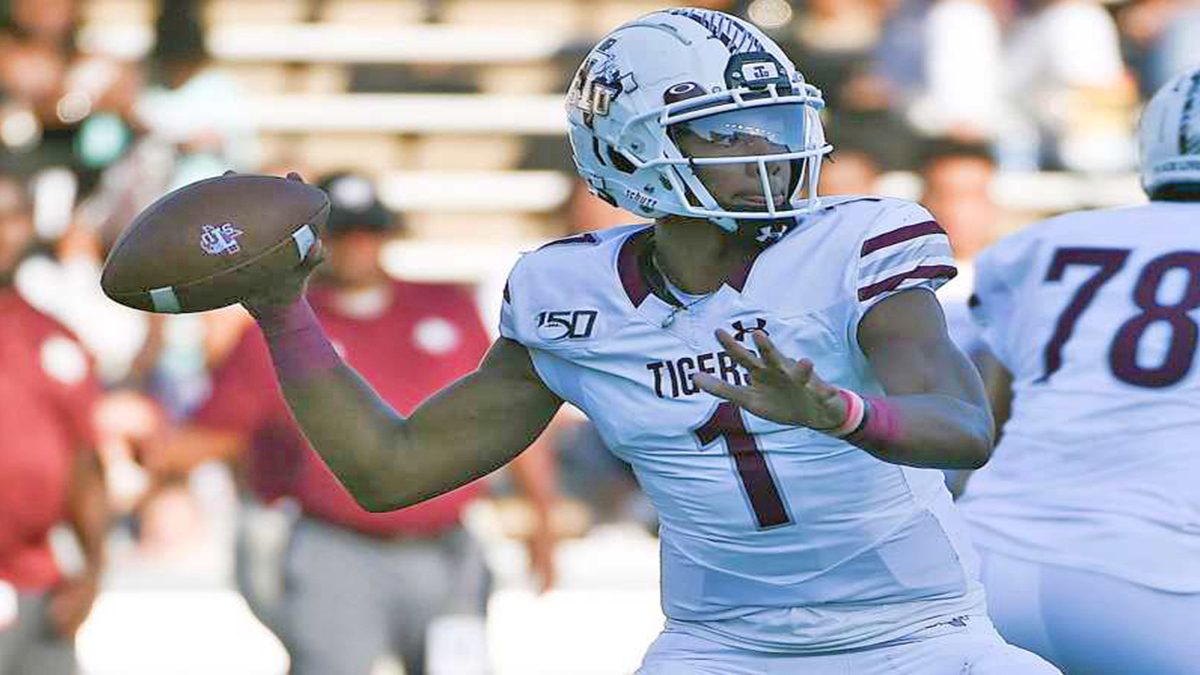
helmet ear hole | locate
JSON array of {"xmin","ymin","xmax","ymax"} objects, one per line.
[{"xmin": 606, "ymin": 145, "xmax": 638, "ymax": 174}]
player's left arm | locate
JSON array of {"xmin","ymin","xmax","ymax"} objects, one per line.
[
  {"xmin": 855, "ymin": 288, "xmax": 994, "ymax": 469},
  {"xmin": 696, "ymin": 288, "xmax": 993, "ymax": 470}
]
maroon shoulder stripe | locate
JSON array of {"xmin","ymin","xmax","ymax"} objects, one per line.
[
  {"xmin": 857, "ymin": 264, "xmax": 957, "ymax": 302},
  {"xmin": 617, "ymin": 227, "xmax": 653, "ymax": 306},
  {"xmin": 860, "ymin": 221, "xmax": 945, "ymax": 257}
]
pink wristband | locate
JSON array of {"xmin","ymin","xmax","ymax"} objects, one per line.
[
  {"xmin": 252, "ymin": 297, "xmax": 340, "ymax": 382},
  {"xmin": 828, "ymin": 389, "xmax": 866, "ymax": 437},
  {"xmin": 850, "ymin": 396, "xmax": 904, "ymax": 447}
]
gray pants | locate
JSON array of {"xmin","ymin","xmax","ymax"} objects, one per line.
[
  {"xmin": 0, "ymin": 593, "xmax": 76, "ymax": 675},
  {"xmin": 276, "ymin": 515, "xmax": 490, "ymax": 675}
]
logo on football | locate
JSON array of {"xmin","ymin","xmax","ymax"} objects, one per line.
[{"xmin": 200, "ymin": 223, "xmax": 245, "ymax": 256}]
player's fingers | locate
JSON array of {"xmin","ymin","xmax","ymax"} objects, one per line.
[
  {"xmin": 694, "ymin": 372, "xmax": 749, "ymax": 405},
  {"xmin": 715, "ymin": 330, "xmax": 766, "ymax": 371},
  {"xmin": 752, "ymin": 330, "xmax": 793, "ymax": 373},
  {"xmin": 803, "ymin": 363, "xmax": 838, "ymax": 398},
  {"xmin": 300, "ymin": 238, "xmax": 326, "ymax": 269},
  {"xmin": 792, "ymin": 358, "xmax": 814, "ymax": 387}
]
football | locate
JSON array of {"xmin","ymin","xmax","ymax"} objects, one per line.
[{"xmin": 101, "ymin": 174, "xmax": 329, "ymax": 313}]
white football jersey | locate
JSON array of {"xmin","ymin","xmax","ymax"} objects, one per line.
[
  {"xmin": 501, "ymin": 196, "xmax": 987, "ymax": 652},
  {"xmin": 960, "ymin": 201, "xmax": 1200, "ymax": 592}
]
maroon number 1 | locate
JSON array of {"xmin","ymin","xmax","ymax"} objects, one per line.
[{"xmin": 693, "ymin": 402, "xmax": 792, "ymax": 529}]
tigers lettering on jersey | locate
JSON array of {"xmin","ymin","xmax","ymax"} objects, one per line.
[{"xmin": 646, "ymin": 349, "xmax": 751, "ymax": 399}]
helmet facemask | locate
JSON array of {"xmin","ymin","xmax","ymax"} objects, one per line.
[{"xmin": 618, "ymin": 80, "xmax": 830, "ymax": 238}]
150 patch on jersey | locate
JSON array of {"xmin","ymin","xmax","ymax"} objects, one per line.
[{"xmin": 536, "ymin": 310, "xmax": 598, "ymax": 341}]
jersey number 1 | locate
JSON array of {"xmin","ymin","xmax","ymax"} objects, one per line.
[
  {"xmin": 1040, "ymin": 247, "xmax": 1200, "ymax": 387},
  {"xmin": 694, "ymin": 402, "xmax": 792, "ymax": 529}
]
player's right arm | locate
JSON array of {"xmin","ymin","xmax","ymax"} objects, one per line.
[
  {"xmin": 255, "ymin": 304, "xmax": 563, "ymax": 512},
  {"xmin": 237, "ymin": 175, "xmax": 564, "ymax": 512}
]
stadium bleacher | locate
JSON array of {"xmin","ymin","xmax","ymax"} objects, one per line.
[{"xmin": 74, "ymin": 0, "xmax": 1144, "ymax": 289}]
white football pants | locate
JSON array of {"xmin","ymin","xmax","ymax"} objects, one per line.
[
  {"xmin": 979, "ymin": 546, "xmax": 1200, "ymax": 675},
  {"xmin": 636, "ymin": 614, "xmax": 1060, "ymax": 675}
]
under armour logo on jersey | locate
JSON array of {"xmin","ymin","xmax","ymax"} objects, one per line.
[
  {"xmin": 755, "ymin": 221, "xmax": 791, "ymax": 245},
  {"xmin": 200, "ymin": 223, "xmax": 244, "ymax": 256},
  {"xmin": 731, "ymin": 318, "xmax": 768, "ymax": 341}
]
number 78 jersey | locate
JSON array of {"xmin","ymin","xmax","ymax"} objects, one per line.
[
  {"xmin": 962, "ymin": 201, "xmax": 1200, "ymax": 592},
  {"xmin": 501, "ymin": 197, "xmax": 986, "ymax": 653}
]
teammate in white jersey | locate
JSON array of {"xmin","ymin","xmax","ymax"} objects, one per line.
[
  {"xmin": 959, "ymin": 65, "xmax": 1200, "ymax": 675},
  {"xmin": 240, "ymin": 9, "xmax": 1057, "ymax": 674}
]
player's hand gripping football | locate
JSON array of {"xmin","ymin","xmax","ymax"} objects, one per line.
[
  {"xmin": 694, "ymin": 329, "xmax": 847, "ymax": 431},
  {"xmin": 238, "ymin": 171, "xmax": 327, "ymax": 317}
]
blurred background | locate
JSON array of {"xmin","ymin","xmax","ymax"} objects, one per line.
[{"xmin": 0, "ymin": 0, "xmax": 1194, "ymax": 673}]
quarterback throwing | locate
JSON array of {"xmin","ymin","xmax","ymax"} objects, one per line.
[{"xmin": 242, "ymin": 9, "xmax": 1060, "ymax": 675}]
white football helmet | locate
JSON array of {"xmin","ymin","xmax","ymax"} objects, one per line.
[
  {"xmin": 1138, "ymin": 64, "xmax": 1200, "ymax": 197},
  {"xmin": 565, "ymin": 8, "xmax": 832, "ymax": 239}
]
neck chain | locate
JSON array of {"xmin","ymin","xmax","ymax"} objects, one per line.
[{"xmin": 638, "ymin": 235, "xmax": 714, "ymax": 328}]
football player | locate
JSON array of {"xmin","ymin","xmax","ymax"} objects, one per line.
[
  {"xmin": 958, "ymin": 66, "xmax": 1200, "ymax": 674},
  {"xmin": 243, "ymin": 9, "xmax": 1059, "ymax": 674}
]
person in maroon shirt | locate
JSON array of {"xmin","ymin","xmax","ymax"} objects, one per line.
[
  {"xmin": 0, "ymin": 173, "xmax": 107, "ymax": 675},
  {"xmin": 146, "ymin": 172, "xmax": 558, "ymax": 675}
]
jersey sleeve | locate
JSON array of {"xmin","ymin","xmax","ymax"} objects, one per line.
[
  {"xmin": 855, "ymin": 201, "xmax": 958, "ymax": 313},
  {"xmin": 499, "ymin": 253, "xmax": 534, "ymax": 345},
  {"xmin": 969, "ymin": 230, "xmax": 1040, "ymax": 369},
  {"xmin": 499, "ymin": 267, "xmax": 519, "ymax": 342},
  {"xmin": 190, "ymin": 327, "xmax": 281, "ymax": 434}
]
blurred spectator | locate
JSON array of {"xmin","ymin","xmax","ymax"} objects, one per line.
[
  {"xmin": 820, "ymin": 0, "xmax": 925, "ymax": 170},
  {"xmin": 819, "ymin": 141, "xmax": 883, "ymax": 195},
  {"xmin": 782, "ymin": 0, "xmax": 885, "ymax": 107},
  {"xmin": 12, "ymin": 217, "xmax": 159, "ymax": 388},
  {"xmin": 920, "ymin": 136, "xmax": 998, "ymax": 348},
  {"xmin": 1119, "ymin": 0, "xmax": 1200, "ymax": 96},
  {"xmin": 921, "ymin": 137, "xmax": 999, "ymax": 263},
  {"xmin": 0, "ymin": 173, "xmax": 107, "ymax": 675},
  {"xmin": 905, "ymin": 0, "xmax": 1006, "ymax": 140},
  {"xmin": 0, "ymin": 0, "xmax": 141, "ymax": 213},
  {"xmin": 135, "ymin": 0, "xmax": 258, "ymax": 190},
  {"xmin": 1005, "ymin": 0, "xmax": 1137, "ymax": 171},
  {"xmin": 144, "ymin": 172, "xmax": 559, "ymax": 675}
]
